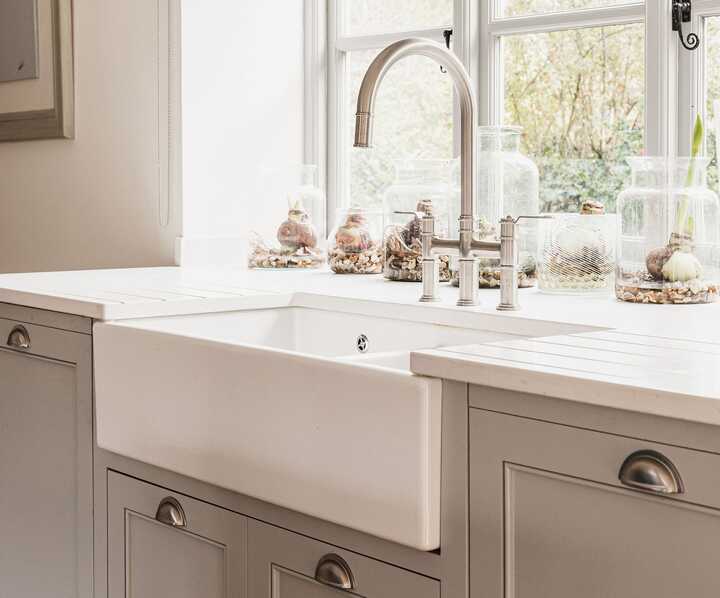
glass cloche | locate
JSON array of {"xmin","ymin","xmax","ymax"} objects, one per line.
[
  {"xmin": 328, "ymin": 206, "xmax": 384, "ymax": 274},
  {"xmin": 537, "ymin": 200, "xmax": 617, "ymax": 294},
  {"xmin": 616, "ymin": 157, "xmax": 720, "ymax": 304},
  {"xmin": 450, "ymin": 126, "xmax": 540, "ymax": 288},
  {"xmin": 248, "ymin": 165, "xmax": 325, "ymax": 269}
]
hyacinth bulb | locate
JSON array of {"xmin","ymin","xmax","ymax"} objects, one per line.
[
  {"xmin": 276, "ymin": 196, "xmax": 317, "ymax": 250},
  {"xmin": 662, "ymin": 250, "xmax": 703, "ymax": 282},
  {"xmin": 335, "ymin": 209, "xmax": 372, "ymax": 252}
]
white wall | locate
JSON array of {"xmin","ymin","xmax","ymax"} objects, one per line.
[
  {"xmin": 179, "ymin": 0, "xmax": 305, "ymax": 265},
  {"xmin": 0, "ymin": 0, "xmax": 179, "ymax": 274}
]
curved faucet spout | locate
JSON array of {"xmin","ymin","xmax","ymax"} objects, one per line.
[{"xmin": 353, "ymin": 38, "xmax": 477, "ymax": 264}]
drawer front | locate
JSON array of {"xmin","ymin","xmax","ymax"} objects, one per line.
[
  {"xmin": 107, "ymin": 472, "xmax": 247, "ymax": 598},
  {"xmin": 0, "ymin": 317, "xmax": 88, "ymax": 362},
  {"xmin": 247, "ymin": 519, "xmax": 440, "ymax": 598},
  {"xmin": 470, "ymin": 409, "xmax": 720, "ymax": 598}
]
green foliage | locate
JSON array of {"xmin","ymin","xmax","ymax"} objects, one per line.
[{"xmin": 504, "ymin": 22, "xmax": 645, "ymax": 214}]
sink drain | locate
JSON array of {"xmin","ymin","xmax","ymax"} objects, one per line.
[{"xmin": 356, "ymin": 334, "xmax": 369, "ymax": 353}]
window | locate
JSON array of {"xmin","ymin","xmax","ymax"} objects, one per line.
[
  {"xmin": 327, "ymin": 1, "xmax": 454, "ymax": 220},
  {"xmin": 483, "ymin": 1, "xmax": 646, "ymax": 213},
  {"xmin": 323, "ymin": 0, "xmax": 720, "ymax": 222}
]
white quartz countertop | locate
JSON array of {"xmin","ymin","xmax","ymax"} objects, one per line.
[
  {"xmin": 411, "ymin": 331, "xmax": 720, "ymax": 425},
  {"xmin": 1, "ymin": 265, "xmax": 719, "ymax": 424}
]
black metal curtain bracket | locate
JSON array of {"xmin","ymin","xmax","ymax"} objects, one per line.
[{"xmin": 673, "ymin": 0, "xmax": 700, "ymax": 51}]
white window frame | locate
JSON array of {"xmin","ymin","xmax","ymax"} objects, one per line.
[
  {"xmin": 324, "ymin": 1, "xmax": 470, "ymax": 229},
  {"xmin": 479, "ymin": 1, "xmax": 679, "ymax": 158},
  {"xmin": 315, "ymin": 0, "xmax": 719, "ymax": 227},
  {"xmin": 678, "ymin": 0, "xmax": 720, "ymax": 156}
]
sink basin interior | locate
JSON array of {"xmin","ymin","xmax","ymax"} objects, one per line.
[{"xmin": 127, "ymin": 306, "xmax": 518, "ymax": 359}]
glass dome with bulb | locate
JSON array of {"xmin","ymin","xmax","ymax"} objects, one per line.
[
  {"xmin": 328, "ymin": 206, "xmax": 384, "ymax": 274},
  {"xmin": 247, "ymin": 164, "xmax": 325, "ymax": 269},
  {"xmin": 616, "ymin": 156, "xmax": 720, "ymax": 304}
]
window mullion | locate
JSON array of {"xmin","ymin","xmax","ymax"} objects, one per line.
[
  {"xmin": 326, "ymin": 0, "xmax": 347, "ymax": 229},
  {"xmin": 478, "ymin": 0, "xmax": 494, "ymax": 125},
  {"xmin": 646, "ymin": 0, "xmax": 679, "ymax": 157},
  {"xmin": 453, "ymin": 0, "xmax": 476, "ymax": 152}
]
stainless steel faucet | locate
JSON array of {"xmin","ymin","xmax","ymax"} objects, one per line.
[{"xmin": 354, "ymin": 37, "xmax": 527, "ymax": 310}]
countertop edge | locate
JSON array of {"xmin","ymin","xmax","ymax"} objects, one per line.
[{"xmin": 410, "ymin": 350, "xmax": 720, "ymax": 427}]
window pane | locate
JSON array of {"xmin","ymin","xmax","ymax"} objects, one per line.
[
  {"xmin": 344, "ymin": 0, "xmax": 452, "ymax": 36},
  {"xmin": 501, "ymin": 0, "xmax": 641, "ymax": 18},
  {"xmin": 347, "ymin": 50, "xmax": 453, "ymax": 210},
  {"xmin": 503, "ymin": 24, "xmax": 644, "ymax": 213},
  {"xmin": 706, "ymin": 16, "xmax": 720, "ymax": 193}
]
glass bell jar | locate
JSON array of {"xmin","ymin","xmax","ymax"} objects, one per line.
[
  {"xmin": 616, "ymin": 157, "xmax": 720, "ymax": 304},
  {"xmin": 328, "ymin": 206, "xmax": 384, "ymax": 274},
  {"xmin": 382, "ymin": 159, "xmax": 453, "ymax": 282},
  {"xmin": 247, "ymin": 164, "xmax": 325, "ymax": 269},
  {"xmin": 450, "ymin": 126, "xmax": 540, "ymax": 288},
  {"xmin": 537, "ymin": 200, "xmax": 617, "ymax": 294},
  {"xmin": 477, "ymin": 126, "xmax": 540, "ymax": 226}
]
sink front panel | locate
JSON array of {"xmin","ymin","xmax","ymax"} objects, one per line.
[{"xmin": 94, "ymin": 320, "xmax": 442, "ymax": 550}]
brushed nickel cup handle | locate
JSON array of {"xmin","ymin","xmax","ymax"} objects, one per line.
[
  {"xmin": 6, "ymin": 325, "xmax": 30, "ymax": 350},
  {"xmin": 618, "ymin": 450, "xmax": 684, "ymax": 495},
  {"xmin": 155, "ymin": 497, "xmax": 187, "ymax": 528},
  {"xmin": 314, "ymin": 554, "xmax": 355, "ymax": 590}
]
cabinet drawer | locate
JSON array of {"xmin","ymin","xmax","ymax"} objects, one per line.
[
  {"xmin": 107, "ymin": 471, "xmax": 247, "ymax": 598},
  {"xmin": 470, "ymin": 409, "xmax": 720, "ymax": 598},
  {"xmin": 0, "ymin": 317, "xmax": 87, "ymax": 361},
  {"xmin": 248, "ymin": 519, "xmax": 440, "ymax": 598}
]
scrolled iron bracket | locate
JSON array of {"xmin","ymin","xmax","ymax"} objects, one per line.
[{"xmin": 673, "ymin": 0, "xmax": 700, "ymax": 51}]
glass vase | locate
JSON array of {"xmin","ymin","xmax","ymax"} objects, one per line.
[
  {"xmin": 538, "ymin": 212, "xmax": 616, "ymax": 294},
  {"xmin": 328, "ymin": 206, "xmax": 384, "ymax": 274},
  {"xmin": 450, "ymin": 126, "xmax": 540, "ymax": 288},
  {"xmin": 616, "ymin": 157, "xmax": 720, "ymax": 304}
]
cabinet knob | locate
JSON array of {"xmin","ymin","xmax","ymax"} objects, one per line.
[
  {"xmin": 155, "ymin": 497, "xmax": 187, "ymax": 528},
  {"xmin": 314, "ymin": 554, "xmax": 355, "ymax": 590},
  {"xmin": 618, "ymin": 450, "xmax": 684, "ymax": 495},
  {"xmin": 6, "ymin": 325, "xmax": 30, "ymax": 350}
]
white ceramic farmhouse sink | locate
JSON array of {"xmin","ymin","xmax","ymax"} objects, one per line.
[{"xmin": 94, "ymin": 305, "xmax": 518, "ymax": 550}]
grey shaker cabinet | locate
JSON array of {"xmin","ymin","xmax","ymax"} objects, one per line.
[
  {"xmin": 107, "ymin": 471, "xmax": 248, "ymax": 598},
  {"xmin": 470, "ymin": 408, "xmax": 720, "ymax": 598},
  {"xmin": 0, "ymin": 316, "xmax": 93, "ymax": 598},
  {"xmin": 247, "ymin": 519, "xmax": 441, "ymax": 598}
]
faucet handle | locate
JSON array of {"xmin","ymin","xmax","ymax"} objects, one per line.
[
  {"xmin": 502, "ymin": 214, "xmax": 553, "ymax": 224},
  {"xmin": 394, "ymin": 210, "xmax": 432, "ymax": 219}
]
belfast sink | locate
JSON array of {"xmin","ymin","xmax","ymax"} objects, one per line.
[{"xmin": 94, "ymin": 305, "xmax": 519, "ymax": 550}]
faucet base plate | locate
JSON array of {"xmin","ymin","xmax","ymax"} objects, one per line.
[
  {"xmin": 496, "ymin": 304, "xmax": 521, "ymax": 311},
  {"xmin": 456, "ymin": 299, "xmax": 479, "ymax": 307}
]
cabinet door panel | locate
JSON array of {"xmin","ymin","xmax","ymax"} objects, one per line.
[
  {"xmin": 470, "ymin": 409, "xmax": 720, "ymax": 598},
  {"xmin": 507, "ymin": 464, "xmax": 720, "ymax": 598},
  {"xmin": 108, "ymin": 471, "xmax": 246, "ymax": 598},
  {"xmin": 0, "ymin": 327, "xmax": 92, "ymax": 598},
  {"xmin": 126, "ymin": 511, "xmax": 227, "ymax": 597}
]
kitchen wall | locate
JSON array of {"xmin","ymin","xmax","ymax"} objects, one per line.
[
  {"xmin": 0, "ymin": 0, "xmax": 179, "ymax": 273},
  {"xmin": 0, "ymin": 1, "xmax": 306, "ymax": 273},
  {"xmin": 178, "ymin": 1, "xmax": 306, "ymax": 266}
]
